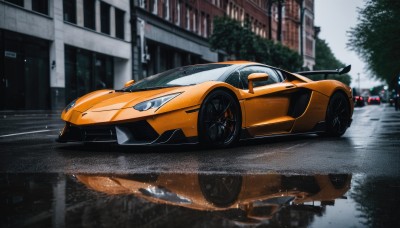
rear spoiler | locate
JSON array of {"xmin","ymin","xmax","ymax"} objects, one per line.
[{"xmin": 295, "ymin": 65, "xmax": 351, "ymax": 79}]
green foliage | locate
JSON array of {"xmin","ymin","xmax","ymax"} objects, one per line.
[
  {"xmin": 369, "ymin": 85, "xmax": 385, "ymax": 96},
  {"xmin": 348, "ymin": 0, "xmax": 400, "ymax": 87},
  {"xmin": 209, "ymin": 17, "xmax": 303, "ymax": 72},
  {"xmin": 314, "ymin": 38, "xmax": 351, "ymax": 85}
]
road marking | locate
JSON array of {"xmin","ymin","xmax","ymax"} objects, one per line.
[{"xmin": 0, "ymin": 129, "xmax": 58, "ymax": 138}]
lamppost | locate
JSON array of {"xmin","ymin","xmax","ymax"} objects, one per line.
[{"xmin": 358, "ymin": 73, "xmax": 361, "ymax": 96}]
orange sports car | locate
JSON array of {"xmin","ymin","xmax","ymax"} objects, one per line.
[{"xmin": 58, "ymin": 61, "xmax": 353, "ymax": 147}]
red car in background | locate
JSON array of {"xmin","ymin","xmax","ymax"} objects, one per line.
[
  {"xmin": 354, "ymin": 96, "xmax": 365, "ymax": 107},
  {"xmin": 368, "ymin": 96, "xmax": 381, "ymax": 105}
]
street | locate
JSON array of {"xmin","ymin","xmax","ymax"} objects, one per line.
[{"xmin": 1, "ymin": 105, "xmax": 399, "ymax": 227}]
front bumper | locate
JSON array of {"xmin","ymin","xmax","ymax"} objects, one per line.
[{"xmin": 57, "ymin": 121, "xmax": 197, "ymax": 145}]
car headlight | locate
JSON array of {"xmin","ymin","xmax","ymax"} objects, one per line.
[
  {"xmin": 64, "ymin": 99, "xmax": 77, "ymax": 113},
  {"xmin": 133, "ymin": 93, "xmax": 182, "ymax": 111}
]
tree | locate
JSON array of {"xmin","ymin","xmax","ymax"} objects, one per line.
[
  {"xmin": 348, "ymin": 0, "xmax": 400, "ymax": 88},
  {"xmin": 209, "ymin": 17, "xmax": 303, "ymax": 72},
  {"xmin": 313, "ymin": 38, "xmax": 351, "ymax": 85}
]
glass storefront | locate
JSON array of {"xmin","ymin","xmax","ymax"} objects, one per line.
[
  {"xmin": 0, "ymin": 29, "xmax": 50, "ymax": 110},
  {"xmin": 142, "ymin": 41, "xmax": 204, "ymax": 79},
  {"xmin": 64, "ymin": 45, "xmax": 114, "ymax": 104}
]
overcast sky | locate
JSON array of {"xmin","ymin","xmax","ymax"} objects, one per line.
[{"xmin": 314, "ymin": 0, "xmax": 383, "ymax": 88}]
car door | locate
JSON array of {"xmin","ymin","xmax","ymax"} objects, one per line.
[{"xmin": 238, "ymin": 66, "xmax": 298, "ymax": 136}]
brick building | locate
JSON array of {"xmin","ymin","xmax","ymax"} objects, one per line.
[
  {"xmin": 131, "ymin": 0, "xmax": 315, "ymax": 80},
  {"xmin": 303, "ymin": 0, "xmax": 316, "ymax": 70},
  {"xmin": 274, "ymin": 0, "xmax": 315, "ymax": 70}
]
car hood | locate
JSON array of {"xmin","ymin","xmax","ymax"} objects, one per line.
[{"xmin": 73, "ymin": 87, "xmax": 185, "ymax": 113}]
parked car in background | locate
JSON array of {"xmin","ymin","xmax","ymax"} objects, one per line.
[
  {"xmin": 368, "ymin": 96, "xmax": 381, "ymax": 105},
  {"xmin": 353, "ymin": 96, "xmax": 365, "ymax": 107}
]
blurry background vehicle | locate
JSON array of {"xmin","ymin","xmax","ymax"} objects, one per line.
[
  {"xmin": 368, "ymin": 96, "xmax": 381, "ymax": 105},
  {"xmin": 353, "ymin": 96, "xmax": 365, "ymax": 107},
  {"xmin": 389, "ymin": 97, "xmax": 394, "ymax": 106}
]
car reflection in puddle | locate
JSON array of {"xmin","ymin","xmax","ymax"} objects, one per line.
[{"xmin": 75, "ymin": 173, "xmax": 351, "ymax": 226}]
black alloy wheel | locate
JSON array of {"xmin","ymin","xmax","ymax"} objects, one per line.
[
  {"xmin": 198, "ymin": 174, "xmax": 242, "ymax": 207},
  {"xmin": 324, "ymin": 92, "xmax": 351, "ymax": 137},
  {"xmin": 198, "ymin": 90, "xmax": 241, "ymax": 147}
]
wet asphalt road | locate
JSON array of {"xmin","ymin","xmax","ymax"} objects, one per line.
[
  {"xmin": 0, "ymin": 105, "xmax": 399, "ymax": 175},
  {"xmin": 1, "ymin": 105, "xmax": 399, "ymax": 227}
]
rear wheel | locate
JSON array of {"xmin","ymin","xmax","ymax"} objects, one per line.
[
  {"xmin": 198, "ymin": 90, "xmax": 241, "ymax": 147},
  {"xmin": 323, "ymin": 92, "xmax": 351, "ymax": 137},
  {"xmin": 198, "ymin": 174, "xmax": 242, "ymax": 207}
]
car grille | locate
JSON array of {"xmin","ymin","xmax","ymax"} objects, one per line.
[
  {"xmin": 81, "ymin": 126, "xmax": 117, "ymax": 142},
  {"xmin": 63, "ymin": 125, "xmax": 117, "ymax": 142},
  {"xmin": 62, "ymin": 120, "xmax": 159, "ymax": 143}
]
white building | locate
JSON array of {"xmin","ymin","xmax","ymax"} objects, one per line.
[{"xmin": 0, "ymin": 0, "xmax": 132, "ymax": 109}]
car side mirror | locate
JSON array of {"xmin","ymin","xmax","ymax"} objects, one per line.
[
  {"xmin": 124, "ymin": 80, "xmax": 135, "ymax": 88},
  {"xmin": 248, "ymin": 73, "xmax": 269, "ymax": 93}
]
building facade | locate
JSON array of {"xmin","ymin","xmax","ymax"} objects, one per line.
[
  {"xmin": 131, "ymin": 0, "xmax": 223, "ymax": 80},
  {"xmin": 131, "ymin": 0, "xmax": 282, "ymax": 80},
  {"xmin": 0, "ymin": 0, "xmax": 315, "ymax": 110},
  {"xmin": 131, "ymin": 0, "xmax": 315, "ymax": 80},
  {"xmin": 0, "ymin": 0, "xmax": 132, "ymax": 110}
]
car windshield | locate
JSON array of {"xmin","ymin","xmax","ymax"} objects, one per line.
[{"xmin": 122, "ymin": 64, "xmax": 232, "ymax": 92}]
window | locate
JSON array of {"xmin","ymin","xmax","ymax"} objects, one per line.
[
  {"xmin": 206, "ymin": 15, "xmax": 210, "ymax": 37},
  {"xmin": 139, "ymin": 0, "xmax": 146, "ymax": 8},
  {"xmin": 193, "ymin": 10, "xmax": 197, "ymax": 32},
  {"xmin": 63, "ymin": 0, "xmax": 76, "ymax": 23},
  {"xmin": 115, "ymin": 8, "xmax": 125, "ymax": 39},
  {"xmin": 239, "ymin": 66, "xmax": 281, "ymax": 90},
  {"xmin": 225, "ymin": 71, "xmax": 241, "ymax": 88},
  {"xmin": 5, "ymin": 0, "xmax": 23, "ymax": 7},
  {"xmin": 163, "ymin": 0, "xmax": 170, "ymax": 20},
  {"xmin": 186, "ymin": 7, "xmax": 190, "ymax": 30},
  {"xmin": 100, "ymin": 2, "xmax": 110, "ymax": 34},
  {"xmin": 32, "ymin": 0, "xmax": 48, "ymax": 15},
  {"xmin": 175, "ymin": 1, "xmax": 181, "ymax": 25},
  {"xmin": 203, "ymin": 15, "xmax": 207, "ymax": 37},
  {"xmin": 65, "ymin": 45, "xmax": 114, "ymax": 103},
  {"xmin": 275, "ymin": 70, "xmax": 287, "ymax": 81},
  {"xmin": 152, "ymin": 0, "xmax": 158, "ymax": 14},
  {"xmin": 84, "ymin": 0, "xmax": 96, "ymax": 30}
]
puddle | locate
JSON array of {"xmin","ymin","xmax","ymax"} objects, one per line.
[{"xmin": 1, "ymin": 173, "xmax": 399, "ymax": 227}]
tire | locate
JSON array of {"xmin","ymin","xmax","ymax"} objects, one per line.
[
  {"xmin": 198, "ymin": 174, "xmax": 242, "ymax": 207},
  {"xmin": 322, "ymin": 92, "xmax": 351, "ymax": 137},
  {"xmin": 198, "ymin": 90, "xmax": 241, "ymax": 148}
]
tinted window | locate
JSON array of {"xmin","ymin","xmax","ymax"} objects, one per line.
[
  {"xmin": 239, "ymin": 66, "xmax": 281, "ymax": 89},
  {"xmin": 275, "ymin": 69, "xmax": 286, "ymax": 81},
  {"xmin": 225, "ymin": 71, "xmax": 241, "ymax": 88}
]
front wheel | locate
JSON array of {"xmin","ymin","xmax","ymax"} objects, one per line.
[
  {"xmin": 198, "ymin": 90, "xmax": 241, "ymax": 148},
  {"xmin": 322, "ymin": 92, "xmax": 351, "ymax": 137}
]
